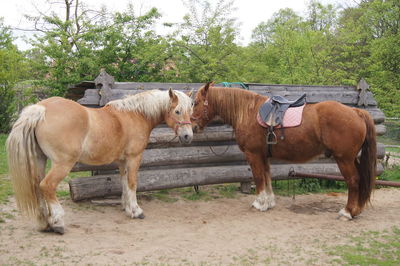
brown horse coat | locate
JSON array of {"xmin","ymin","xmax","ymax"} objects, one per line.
[{"xmin": 192, "ymin": 84, "xmax": 376, "ymax": 219}]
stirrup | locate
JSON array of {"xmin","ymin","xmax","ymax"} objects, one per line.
[{"xmin": 266, "ymin": 131, "xmax": 278, "ymax": 144}]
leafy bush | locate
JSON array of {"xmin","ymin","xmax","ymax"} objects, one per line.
[{"xmin": 0, "ymin": 85, "xmax": 16, "ymax": 133}]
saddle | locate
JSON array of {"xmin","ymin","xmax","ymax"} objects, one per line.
[
  {"xmin": 257, "ymin": 94, "xmax": 307, "ymax": 154},
  {"xmin": 259, "ymin": 94, "xmax": 307, "ymax": 127}
]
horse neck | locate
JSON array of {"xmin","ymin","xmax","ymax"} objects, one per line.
[
  {"xmin": 209, "ymin": 87, "xmax": 258, "ymax": 128},
  {"xmin": 106, "ymin": 91, "xmax": 170, "ymax": 130}
]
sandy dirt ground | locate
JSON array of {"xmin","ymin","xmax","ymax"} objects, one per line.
[{"xmin": 0, "ymin": 186, "xmax": 399, "ymax": 265}]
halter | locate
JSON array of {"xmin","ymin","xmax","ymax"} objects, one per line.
[
  {"xmin": 170, "ymin": 116, "xmax": 192, "ymax": 134},
  {"xmin": 191, "ymin": 99, "xmax": 209, "ymax": 122}
]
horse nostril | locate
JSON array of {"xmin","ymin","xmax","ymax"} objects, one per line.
[
  {"xmin": 184, "ymin": 134, "xmax": 189, "ymax": 140},
  {"xmin": 193, "ymin": 125, "xmax": 199, "ymax": 133}
]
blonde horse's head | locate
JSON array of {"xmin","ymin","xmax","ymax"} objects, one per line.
[{"xmin": 164, "ymin": 88, "xmax": 194, "ymax": 144}]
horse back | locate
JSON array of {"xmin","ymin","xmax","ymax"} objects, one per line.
[{"xmin": 35, "ymin": 97, "xmax": 128, "ymax": 165}]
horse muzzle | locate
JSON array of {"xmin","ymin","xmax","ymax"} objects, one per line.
[{"xmin": 177, "ymin": 127, "xmax": 193, "ymax": 144}]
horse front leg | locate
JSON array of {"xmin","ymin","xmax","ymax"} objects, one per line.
[
  {"xmin": 118, "ymin": 161, "xmax": 128, "ymax": 211},
  {"xmin": 245, "ymin": 152, "xmax": 274, "ymax": 211},
  {"xmin": 124, "ymin": 154, "xmax": 145, "ymax": 219},
  {"xmin": 264, "ymin": 161, "xmax": 276, "ymax": 209}
]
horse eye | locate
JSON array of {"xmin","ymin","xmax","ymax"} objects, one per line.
[{"xmin": 175, "ymin": 110, "xmax": 180, "ymax": 115}]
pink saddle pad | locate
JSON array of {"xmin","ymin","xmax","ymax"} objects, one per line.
[{"xmin": 257, "ymin": 104, "xmax": 306, "ymax": 128}]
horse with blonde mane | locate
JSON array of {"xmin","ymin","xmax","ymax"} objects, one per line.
[
  {"xmin": 191, "ymin": 83, "xmax": 376, "ymax": 220},
  {"xmin": 7, "ymin": 89, "xmax": 193, "ymax": 234}
]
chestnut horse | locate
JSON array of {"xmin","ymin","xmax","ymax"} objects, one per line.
[
  {"xmin": 7, "ymin": 89, "xmax": 193, "ymax": 234},
  {"xmin": 191, "ymin": 83, "xmax": 376, "ymax": 220}
]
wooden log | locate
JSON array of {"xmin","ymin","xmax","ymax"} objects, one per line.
[
  {"xmin": 102, "ymin": 89, "xmax": 377, "ymax": 106},
  {"xmin": 247, "ymin": 84, "xmax": 356, "ymax": 92},
  {"xmin": 375, "ymin": 124, "xmax": 386, "ymax": 136},
  {"xmin": 113, "ymin": 82, "xmax": 205, "ymax": 91},
  {"xmin": 71, "ymin": 141, "xmax": 386, "ymax": 173},
  {"xmin": 69, "ymin": 162, "xmax": 384, "ymax": 201}
]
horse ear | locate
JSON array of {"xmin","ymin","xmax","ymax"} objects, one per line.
[
  {"xmin": 186, "ymin": 89, "xmax": 194, "ymax": 98},
  {"xmin": 168, "ymin": 88, "xmax": 178, "ymax": 103},
  {"xmin": 202, "ymin": 81, "xmax": 214, "ymax": 97}
]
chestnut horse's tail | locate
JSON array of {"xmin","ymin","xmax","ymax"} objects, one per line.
[
  {"xmin": 6, "ymin": 104, "xmax": 46, "ymax": 218},
  {"xmin": 355, "ymin": 109, "xmax": 377, "ymax": 209}
]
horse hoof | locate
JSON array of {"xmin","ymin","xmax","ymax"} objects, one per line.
[
  {"xmin": 137, "ymin": 213, "xmax": 145, "ymax": 219},
  {"xmin": 52, "ymin": 226, "xmax": 65, "ymax": 235},
  {"xmin": 337, "ymin": 208, "xmax": 352, "ymax": 221}
]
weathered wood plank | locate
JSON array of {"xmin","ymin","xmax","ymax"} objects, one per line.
[
  {"xmin": 247, "ymin": 84, "xmax": 356, "ymax": 91},
  {"xmin": 113, "ymin": 82, "xmax": 205, "ymax": 90},
  {"xmin": 69, "ymin": 162, "xmax": 384, "ymax": 201},
  {"xmin": 102, "ymin": 89, "xmax": 376, "ymax": 106},
  {"xmin": 71, "ymin": 142, "xmax": 386, "ymax": 172}
]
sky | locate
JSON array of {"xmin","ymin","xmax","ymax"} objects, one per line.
[{"xmin": 0, "ymin": 0, "xmax": 349, "ymax": 49}]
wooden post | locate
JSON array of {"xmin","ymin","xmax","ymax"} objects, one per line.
[
  {"xmin": 357, "ymin": 78, "xmax": 370, "ymax": 107},
  {"xmin": 240, "ymin": 181, "xmax": 252, "ymax": 194},
  {"xmin": 95, "ymin": 69, "xmax": 115, "ymax": 106}
]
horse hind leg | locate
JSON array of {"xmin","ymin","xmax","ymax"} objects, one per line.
[
  {"xmin": 35, "ymin": 151, "xmax": 50, "ymax": 231},
  {"xmin": 336, "ymin": 158, "xmax": 361, "ymax": 220},
  {"xmin": 39, "ymin": 161, "xmax": 75, "ymax": 234}
]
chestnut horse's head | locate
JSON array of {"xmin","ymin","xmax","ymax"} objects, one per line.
[
  {"xmin": 191, "ymin": 82, "xmax": 215, "ymax": 133},
  {"xmin": 164, "ymin": 88, "xmax": 194, "ymax": 144}
]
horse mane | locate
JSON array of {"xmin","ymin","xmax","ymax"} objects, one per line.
[
  {"xmin": 208, "ymin": 87, "xmax": 265, "ymax": 127},
  {"xmin": 107, "ymin": 89, "xmax": 192, "ymax": 121}
]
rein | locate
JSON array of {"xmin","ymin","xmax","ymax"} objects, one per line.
[{"xmin": 191, "ymin": 98, "xmax": 234, "ymax": 157}]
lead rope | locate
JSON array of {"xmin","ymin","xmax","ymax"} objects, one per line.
[{"xmin": 206, "ymin": 129, "xmax": 235, "ymax": 157}]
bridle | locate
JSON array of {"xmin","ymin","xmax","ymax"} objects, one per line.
[
  {"xmin": 190, "ymin": 98, "xmax": 232, "ymax": 156},
  {"xmin": 170, "ymin": 115, "xmax": 192, "ymax": 135},
  {"xmin": 190, "ymin": 99, "xmax": 210, "ymax": 123}
]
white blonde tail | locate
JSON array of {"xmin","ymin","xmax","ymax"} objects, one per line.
[{"xmin": 6, "ymin": 104, "xmax": 46, "ymax": 218}]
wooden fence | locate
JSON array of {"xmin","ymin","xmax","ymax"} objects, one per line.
[{"xmin": 68, "ymin": 70, "xmax": 386, "ymax": 201}]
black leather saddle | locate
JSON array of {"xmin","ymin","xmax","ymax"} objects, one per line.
[
  {"xmin": 258, "ymin": 93, "xmax": 306, "ymax": 148},
  {"xmin": 259, "ymin": 93, "xmax": 307, "ymax": 127}
]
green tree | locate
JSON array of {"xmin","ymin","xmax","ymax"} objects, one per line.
[
  {"xmin": 172, "ymin": 0, "xmax": 240, "ymax": 82},
  {"xmin": 27, "ymin": 0, "xmax": 106, "ymax": 96},
  {"xmin": 0, "ymin": 18, "xmax": 28, "ymax": 132},
  {"xmin": 95, "ymin": 6, "xmax": 172, "ymax": 82}
]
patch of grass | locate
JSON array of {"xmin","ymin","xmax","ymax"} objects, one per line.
[
  {"xmin": 273, "ymin": 179, "xmax": 346, "ymax": 196},
  {"xmin": 0, "ymin": 135, "xmax": 13, "ymax": 203},
  {"xmin": 217, "ymin": 184, "xmax": 238, "ymax": 198},
  {"xmin": 385, "ymin": 147, "xmax": 400, "ymax": 153},
  {"xmin": 379, "ymin": 165, "xmax": 400, "ymax": 182},
  {"xmin": 0, "ymin": 175, "xmax": 13, "ymax": 204},
  {"xmin": 0, "ymin": 134, "xmax": 8, "ymax": 175},
  {"xmin": 181, "ymin": 188, "xmax": 212, "ymax": 201},
  {"xmin": 151, "ymin": 189, "xmax": 178, "ymax": 203},
  {"xmin": 329, "ymin": 227, "xmax": 400, "ymax": 265},
  {"xmin": 56, "ymin": 190, "xmax": 70, "ymax": 198}
]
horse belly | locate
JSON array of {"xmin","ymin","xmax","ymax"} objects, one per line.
[
  {"xmin": 272, "ymin": 140, "xmax": 325, "ymax": 163},
  {"xmin": 271, "ymin": 109, "xmax": 325, "ymax": 163}
]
